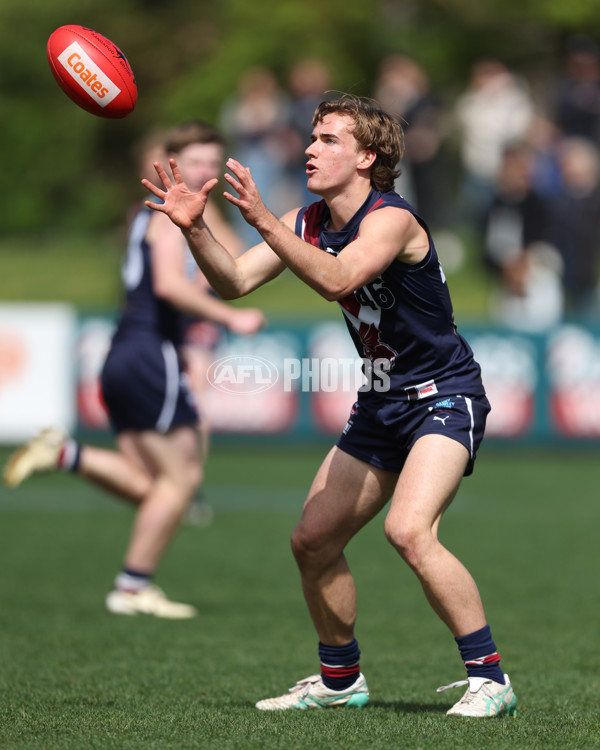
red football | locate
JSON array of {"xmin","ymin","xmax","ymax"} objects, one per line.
[{"xmin": 47, "ymin": 25, "xmax": 137, "ymax": 118}]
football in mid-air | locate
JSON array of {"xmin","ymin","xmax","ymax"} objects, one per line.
[{"xmin": 47, "ymin": 25, "xmax": 137, "ymax": 118}]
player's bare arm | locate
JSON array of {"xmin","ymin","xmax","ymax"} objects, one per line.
[
  {"xmin": 145, "ymin": 210, "xmax": 264, "ymax": 330},
  {"xmin": 224, "ymin": 158, "xmax": 428, "ymax": 301},
  {"xmin": 143, "ymin": 158, "xmax": 285, "ymax": 300},
  {"xmin": 203, "ymin": 201, "xmax": 244, "ymax": 258}
]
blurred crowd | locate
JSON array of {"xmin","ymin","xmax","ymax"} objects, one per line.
[{"xmin": 216, "ymin": 36, "xmax": 600, "ymax": 331}]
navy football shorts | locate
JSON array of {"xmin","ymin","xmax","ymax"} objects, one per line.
[
  {"xmin": 336, "ymin": 391, "xmax": 491, "ymax": 476},
  {"xmin": 101, "ymin": 336, "xmax": 199, "ymax": 434}
]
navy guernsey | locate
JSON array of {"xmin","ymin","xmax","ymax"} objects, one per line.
[
  {"xmin": 112, "ymin": 206, "xmax": 186, "ymax": 346},
  {"xmin": 100, "ymin": 204, "xmax": 199, "ymax": 435},
  {"xmin": 295, "ymin": 189, "xmax": 486, "ymax": 400}
]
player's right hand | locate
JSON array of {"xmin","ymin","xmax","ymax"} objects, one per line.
[{"xmin": 142, "ymin": 158, "xmax": 217, "ymax": 231}]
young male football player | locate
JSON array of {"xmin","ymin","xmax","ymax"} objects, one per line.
[
  {"xmin": 142, "ymin": 95, "xmax": 517, "ymax": 716},
  {"xmin": 3, "ymin": 123, "xmax": 264, "ymax": 618}
]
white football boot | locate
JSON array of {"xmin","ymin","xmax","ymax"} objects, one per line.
[
  {"xmin": 3, "ymin": 427, "xmax": 66, "ymax": 488},
  {"xmin": 438, "ymin": 673, "xmax": 517, "ymax": 717},
  {"xmin": 105, "ymin": 585, "xmax": 197, "ymax": 619},
  {"xmin": 256, "ymin": 673, "xmax": 369, "ymax": 710}
]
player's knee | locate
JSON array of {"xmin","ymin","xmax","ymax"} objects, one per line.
[
  {"xmin": 290, "ymin": 525, "xmax": 310, "ymax": 562},
  {"xmin": 164, "ymin": 457, "xmax": 202, "ymax": 498},
  {"xmin": 291, "ymin": 524, "xmax": 323, "ymax": 566},
  {"xmin": 125, "ymin": 472, "xmax": 153, "ymax": 502},
  {"xmin": 182, "ymin": 459, "xmax": 203, "ymax": 494},
  {"xmin": 291, "ymin": 523, "xmax": 343, "ymax": 573},
  {"xmin": 384, "ymin": 518, "xmax": 427, "ymax": 568}
]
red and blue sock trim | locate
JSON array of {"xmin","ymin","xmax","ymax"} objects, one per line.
[
  {"xmin": 456, "ymin": 624, "xmax": 505, "ymax": 684},
  {"xmin": 319, "ymin": 639, "xmax": 361, "ymax": 691}
]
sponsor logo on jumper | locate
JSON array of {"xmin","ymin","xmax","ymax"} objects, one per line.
[
  {"xmin": 406, "ymin": 379, "xmax": 438, "ymax": 400},
  {"xmin": 57, "ymin": 42, "xmax": 121, "ymax": 106},
  {"xmin": 434, "ymin": 398, "xmax": 455, "ymax": 409}
]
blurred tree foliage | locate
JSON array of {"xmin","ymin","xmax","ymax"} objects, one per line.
[{"xmin": 2, "ymin": 0, "xmax": 600, "ymax": 235}]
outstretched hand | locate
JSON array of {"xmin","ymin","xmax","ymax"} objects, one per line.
[
  {"xmin": 223, "ymin": 158, "xmax": 272, "ymax": 230},
  {"xmin": 142, "ymin": 158, "xmax": 217, "ymax": 230}
]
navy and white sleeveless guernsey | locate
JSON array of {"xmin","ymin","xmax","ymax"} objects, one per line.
[
  {"xmin": 100, "ymin": 205, "xmax": 199, "ymax": 434},
  {"xmin": 295, "ymin": 189, "xmax": 490, "ymax": 475},
  {"xmin": 295, "ymin": 189, "xmax": 486, "ymax": 401},
  {"xmin": 112, "ymin": 206, "xmax": 187, "ymax": 345}
]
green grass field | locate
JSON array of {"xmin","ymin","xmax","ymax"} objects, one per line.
[{"xmin": 0, "ymin": 442, "xmax": 598, "ymax": 749}]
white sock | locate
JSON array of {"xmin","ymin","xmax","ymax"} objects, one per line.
[{"xmin": 114, "ymin": 571, "xmax": 151, "ymax": 592}]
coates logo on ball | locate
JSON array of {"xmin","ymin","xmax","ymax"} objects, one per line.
[{"xmin": 47, "ymin": 24, "xmax": 137, "ymax": 118}]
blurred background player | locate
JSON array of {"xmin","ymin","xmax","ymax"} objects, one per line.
[
  {"xmin": 158, "ymin": 122, "xmax": 256, "ymax": 524},
  {"xmin": 2, "ymin": 123, "xmax": 264, "ymax": 618}
]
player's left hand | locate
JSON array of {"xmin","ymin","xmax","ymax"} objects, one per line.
[{"xmin": 223, "ymin": 159, "xmax": 272, "ymax": 229}]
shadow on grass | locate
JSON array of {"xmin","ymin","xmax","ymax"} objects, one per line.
[
  {"xmin": 217, "ymin": 700, "xmax": 447, "ymax": 715},
  {"xmin": 369, "ymin": 700, "xmax": 447, "ymax": 714}
]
